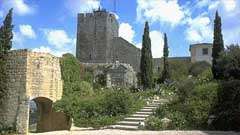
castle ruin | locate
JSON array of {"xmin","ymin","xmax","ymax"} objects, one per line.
[{"xmin": 76, "ymin": 9, "xmax": 141, "ymax": 73}]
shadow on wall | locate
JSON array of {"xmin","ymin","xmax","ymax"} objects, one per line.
[{"xmin": 29, "ymin": 97, "xmax": 71, "ymax": 133}]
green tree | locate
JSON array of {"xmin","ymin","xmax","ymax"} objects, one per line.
[
  {"xmin": 0, "ymin": 8, "xmax": 13, "ymax": 52},
  {"xmin": 161, "ymin": 33, "xmax": 170, "ymax": 82},
  {"xmin": 0, "ymin": 9, "xmax": 14, "ymax": 103},
  {"xmin": 216, "ymin": 45, "xmax": 240, "ymax": 80},
  {"xmin": 140, "ymin": 21, "xmax": 153, "ymax": 89},
  {"xmin": 212, "ymin": 11, "xmax": 224, "ymax": 79}
]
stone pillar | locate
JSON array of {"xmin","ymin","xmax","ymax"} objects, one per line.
[{"xmin": 16, "ymin": 96, "xmax": 30, "ymax": 134}]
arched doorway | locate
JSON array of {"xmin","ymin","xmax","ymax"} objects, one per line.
[
  {"xmin": 28, "ymin": 97, "xmax": 72, "ymax": 133},
  {"xmin": 29, "ymin": 97, "xmax": 53, "ymax": 133}
]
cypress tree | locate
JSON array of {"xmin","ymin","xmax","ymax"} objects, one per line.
[
  {"xmin": 212, "ymin": 11, "xmax": 224, "ymax": 79},
  {"xmin": 161, "ymin": 33, "xmax": 170, "ymax": 82},
  {"xmin": 0, "ymin": 9, "xmax": 14, "ymax": 102},
  {"xmin": 140, "ymin": 21, "xmax": 153, "ymax": 89},
  {"xmin": 0, "ymin": 8, "xmax": 13, "ymax": 53}
]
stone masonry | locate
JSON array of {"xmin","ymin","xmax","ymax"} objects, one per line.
[
  {"xmin": 0, "ymin": 49, "xmax": 63, "ymax": 134},
  {"xmin": 76, "ymin": 9, "xmax": 141, "ymax": 72}
]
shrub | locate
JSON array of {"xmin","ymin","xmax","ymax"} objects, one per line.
[
  {"xmin": 175, "ymin": 78, "xmax": 195, "ymax": 103},
  {"xmin": 212, "ymin": 80, "xmax": 240, "ymax": 131},
  {"xmin": 216, "ymin": 45, "xmax": 240, "ymax": 80},
  {"xmin": 145, "ymin": 116, "xmax": 163, "ymax": 130},
  {"xmin": 102, "ymin": 90, "xmax": 134, "ymax": 116},
  {"xmin": 169, "ymin": 60, "xmax": 190, "ymax": 81},
  {"xmin": 189, "ymin": 61, "xmax": 211, "ymax": 77},
  {"xmin": 147, "ymin": 79, "xmax": 218, "ymax": 130},
  {"xmin": 197, "ymin": 68, "xmax": 213, "ymax": 84}
]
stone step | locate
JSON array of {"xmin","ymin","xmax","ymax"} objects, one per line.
[
  {"xmin": 147, "ymin": 103, "xmax": 161, "ymax": 107},
  {"xmin": 143, "ymin": 106, "xmax": 157, "ymax": 109},
  {"xmin": 109, "ymin": 125, "xmax": 138, "ymax": 130},
  {"xmin": 131, "ymin": 114, "xmax": 149, "ymax": 118},
  {"xmin": 117, "ymin": 121, "xmax": 139, "ymax": 126},
  {"xmin": 139, "ymin": 108, "xmax": 153, "ymax": 112},
  {"xmin": 135, "ymin": 111, "xmax": 153, "ymax": 115},
  {"xmin": 124, "ymin": 117, "xmax": 146, "ymax": 121}
]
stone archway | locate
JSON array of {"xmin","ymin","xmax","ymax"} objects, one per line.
[
  {"xmin": 29, "ymin": 97, "xmax": 71, "ymax": 133},
  {"xmin": 0, "ymin": 50, "xmax": 69, "ymax": 134}
]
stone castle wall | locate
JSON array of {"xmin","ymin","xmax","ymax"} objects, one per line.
[
  {"xmin": 76, "ymin": 10, "xmax": 141, "ymax": 73},
  {"xmin": 112, "ymin": 37, "xmax": 141, "ymax": 72},
  {"xmin": 76, "ymin": 10, "xmax": 119, "ymax": 63},
  {"xmin": 0, "ymin": 49, "xmax": 63, "ymax": 134}
]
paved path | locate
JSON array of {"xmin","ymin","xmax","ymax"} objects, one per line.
[{"xmin": 29, "ymin": 130, "xmax": 239, "ymax": 135}]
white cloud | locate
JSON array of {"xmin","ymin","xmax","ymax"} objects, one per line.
[
  {"xmin": 150, "ymin": 31, "xmax": 164, "ymax": 58},
  {"xmin": 119, "ymin": 23, "xmax": 135, "ymax": 43},
  {"xmin": 0, "ymin": 11, "xmax": 3, "ymax": 18},
  {"xmin": 2, "ymin": 0, "xmax": 34, "ymax": 16},
  {"xmin": 222, "ymin": 0, "xmax": 237, "ymax": 12},
  {"xmin": 185, "ymin": 13, "xmax": 213, "ymax": 43},
  {"xmin": 223, "ymin": 27, "xmax": 240, "ymax": 45},
  {"xmin": 65, "ymin": 0, "xmax": 100, "ymax": 14},
  {"xmin": 137, "ymin": 30, "xmax": 164, "ymax": 58},
  {"xmin": 32, "ymin": 46, "xmax": 52, "ymax": 53},
  {"xmin": 31, "ymin": 46, "xmax": 72, "ymax": 57},
  {"xmin": 19, "ymin": 24, "xmax": 36, "ymax": 39},
  {"xmin": 38, "ymin": 29, "xmax": 76, "ymax": 57},
  {"xmin": 13, "ymin": 31, "xmax": 24, "ymax": 48},
  {"xmin": 43, "ymin": 29, "xmax": 75, "ymax": 49},
  {"xmin": 208, "ymin": 1, "xmax": 220, "ymax": 10},
  {"xmin": 136, "ymin": 0, "xmax": 186, "ymax": 26}
]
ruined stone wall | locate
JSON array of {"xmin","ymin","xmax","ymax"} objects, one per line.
[
  {"xmin": 112, "ymin": 37, "xmax": 141, "ymax": 72},
  {"xmin": 0, "ymin": 50, "xmax": 28, "ymax": 133},
  {"xmin": 0, "ymin": 49, "xmax": 63, "ymax": 134},
  {"xmin": 26, "ymin": 51, "xmax": 62, "ymax": 102}
]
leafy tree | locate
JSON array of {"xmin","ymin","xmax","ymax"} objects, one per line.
[
  {"xmin": 161, "ymin": 33, "xmax": 170, "ymax": 82},
  {"xmin": 211, "ymin": 45, "xmax": 240, "ymax": 131},
  {"xmin": 0, "ymin": 9, "xmax": 14, "ymax": 103},
  {"xmin": 140, "ymin": 21, "xmax": 153, "ymax": 89},
  {"xmin": 215, "ymin": 45, "xmax": 240, "ymax": 80},
  {"xmin": 212, "ymin": 11, "xmax": 224, "ymax": 79}
]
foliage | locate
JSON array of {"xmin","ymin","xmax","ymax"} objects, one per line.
[
  {"xmin": 215, "ymin": 45, "xmax": 240, "ymax": 80},
  {"xmin": 161, "ymin": 33, "xmax": 170, "ymax": 82},
  {"xmin": 189, "ymin": 61, "xmax": 211, "ymax": 77},
  {"xmin": 212, "ymin": 11, "xmax": 224, "ymax": 79},
  {"xmin": 145, "ymin": 116, "xmax": 163, "ymax": 130},
  {"xmin": 54, "ymin": 89, "xmax": 144, "ymax": 128},
  {"xmin": 60, "ymin": 53, "xmax": 86, "ymax": 83},
  {"xmin": 140, "ymin": 21, "xmax": 153, "ymax": 89},
  {"xmin": 197, "ymin": 68, "xmax": 214, "ymax": 84},
  {"xmin": 55, "ymin": 54, "xmax": 145, "ymax": 128},
  {"xmin": 0, "ymin": 8, "xmax": 13, "ymax": 52},
  {"xmin": 0, "ymin": 9, "xmax": 13, "ymax": 103},
  {"xmin": 212, "ymin": 80, "xmax": 240, "ymax": 131},
  {"xmin": 168, "ymin": 60, "xmax": 191, "ymax": 81},
  {"xmin": 146, "ymin": 78, "xmax": 218, "ymax": 130}
]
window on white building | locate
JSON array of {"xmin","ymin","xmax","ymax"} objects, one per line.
[{"xmin": 202, "ymin": 48, "xmax": 208, "ymax": 55}]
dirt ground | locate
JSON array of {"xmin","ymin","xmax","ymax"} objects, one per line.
[{"xmin": 29, "ymin": 129, "xmax": 239, "ymax": 135}]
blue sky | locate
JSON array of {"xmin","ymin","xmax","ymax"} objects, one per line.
[{"xmin": 0, "ymin": 0, "xmax": 239, "ymax": 58}]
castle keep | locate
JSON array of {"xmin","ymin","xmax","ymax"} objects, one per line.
[{"xmin": 76, "ymin": 9, "xmax": 141, "ymax": 72}]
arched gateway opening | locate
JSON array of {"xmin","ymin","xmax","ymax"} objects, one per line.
[{"xmin": 29, "ymin": 97, "xmax": 71, "ymax": 133}]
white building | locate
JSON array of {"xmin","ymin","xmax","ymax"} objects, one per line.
[{"xmin": 190, "ymin": 43, "xmax": 213, "ymax": 64}]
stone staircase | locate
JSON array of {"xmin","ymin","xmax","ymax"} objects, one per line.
[{"xmin": 109, "ymin": 99, "xmax": 167, "ymax": 130}]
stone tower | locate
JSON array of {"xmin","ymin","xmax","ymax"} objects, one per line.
[{"xmin": 76, "ymin": 9, "xmax": 119, "ymax": 63}]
